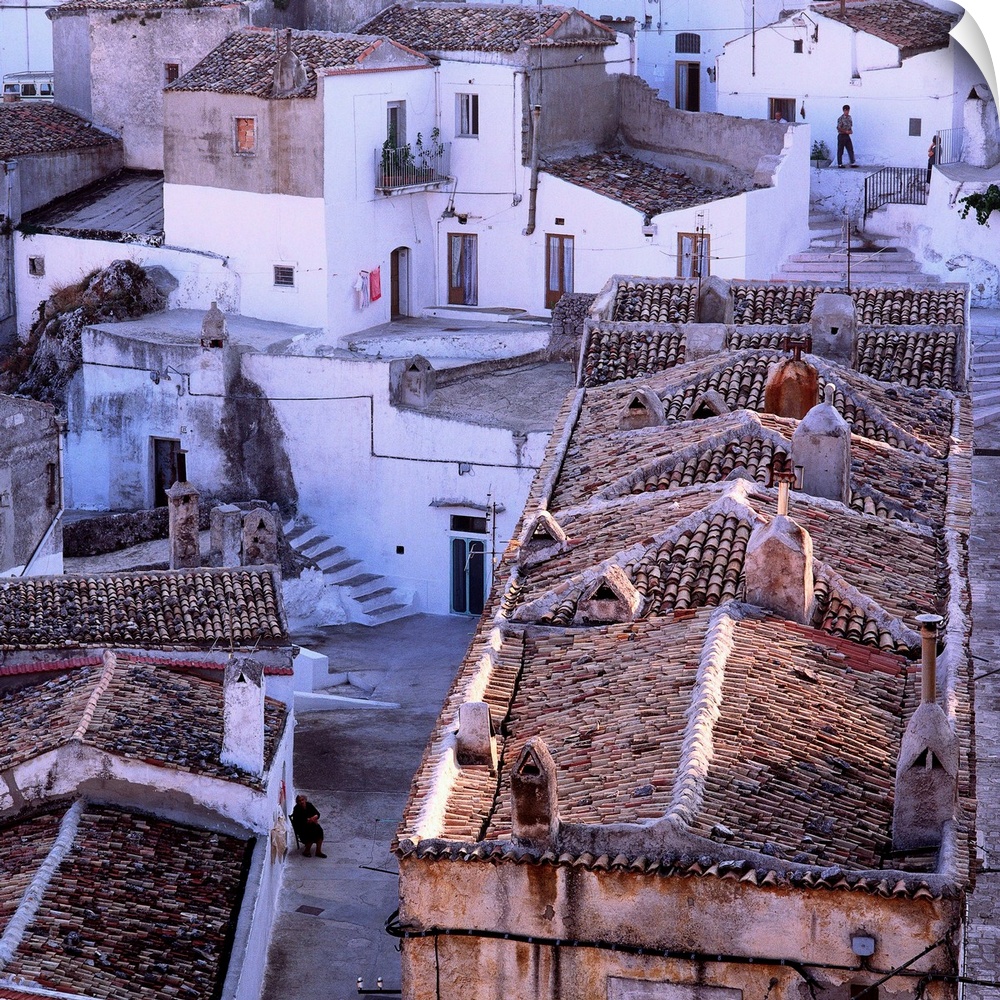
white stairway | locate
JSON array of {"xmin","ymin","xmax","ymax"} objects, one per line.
[
  {"xmin": 282, "ymin": 518, "xmax": 416, "ymax": 626},
  {"xmin": 773, "ymin": 209, "xmax": 938, "ymax": 286}
]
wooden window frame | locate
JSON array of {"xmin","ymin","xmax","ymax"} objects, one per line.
[
  {"xmin": 456, "ymin": 93, "xmax": 479, "ymax": 137},
  {"xmin": 545, "ymin": 233, "xmax": 574, "ymax": 310},
  {"xmin": 677, "ymin": 232, "xmax": 710, "ymax": 279}
]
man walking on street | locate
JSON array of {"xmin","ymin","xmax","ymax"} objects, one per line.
[{"xmin": 837, "ymin": 104, "xmax": 857, "ymax": 167}]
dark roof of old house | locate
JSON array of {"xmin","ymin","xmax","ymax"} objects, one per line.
[
  {"xmin": 0, "ymin": 656, "xmax": 287, "ymax": 786},
  {"xmin": 51, "ymin": 0, "xmax": 235, "ymax": 13},
  {"xmin": 0, "ymin": 566, "xmax": 287, "ymax": 650},
  {"xmin": 580, "ymin": 279, "xmax": 964, "ymax": 391},
  {"xmin": 0, "ymin": 104, "xmax": 117, "ymax": 160},
  {"xmin": 395, "ymin": 277, "xmax": 973, "ymax": 897},
  {"xmin": 359, "ymin": 2, "xmax": 615, "ymax": 52},
  {"xmin": 545, "ymin": 151, "xmax": 718, "ymax": 217},
  {"xmin": 0, "ymin": 802, "xmax": 249, "ymax": 999},
  {"xmin": 169, "ymin": 27, "xmax": 428, "ymax": 98},
  {"xmin": 812, "ymin": 0, "xmax": 956, "ymax": 57}
]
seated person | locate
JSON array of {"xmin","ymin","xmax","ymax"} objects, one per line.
[{"xmin": 290, "ymin": 794, "xmax": 327, "ymax": 858}]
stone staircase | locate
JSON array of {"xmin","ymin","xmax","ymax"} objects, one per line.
[
  {"xmin": 971, "ymin": 313, "xmax": 1000, "ymax": 432},
  {"xmin": 773, "ymin": 209, "xmax": 938, "ymax": 285},
  {"xmin": 283, "ymin": 518, "xmax": 416, "ymax": 626}
]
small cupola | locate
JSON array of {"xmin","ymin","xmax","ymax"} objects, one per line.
[
  {"xmin": 510, "ymin": 737, "xmax": 560, "ymax": 849},
  {"xmin": 221, "ymin": 654, "xmax": 265, "ymax": 776},
  {"xmin": 764, "ymin": 336, "xmax": 819, "ymax": 419},
  {"xmin": 893, "ymin": 614, "xmax": 959, "ymax": 851},
  {"xmin": 618, "ymin": 387, "xmax": 665, "ymax": 431},
  {"xmin": 272, "ymin": 29, "xmax": 308, "ymax": 97},
  {"xmin": 517, "ymin": 511, "xmax": 569, "ymax": 569},
  {"xmin": 791, "ymin": 382, "xmax": 851, "ymax": 505},
  {"xmin": 455, "ymin": 702, "xmax": 497, "ymax": 772},
  {"xmin": 572, "ymin": 565, "xmax": 643, "ymax": 625},
  {"xmin": 743, "ymin": 469, "xmax": 813, "ymax": 624},
  {"xmin": 398, "ymin": 355, "xmax": 435, "ymax": 408}
]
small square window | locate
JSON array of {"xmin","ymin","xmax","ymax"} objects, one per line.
[
  {"xmin": 456, "ymin": 93, "xmax": 479, "ymax": 137},
  {"xmin": 273, "ymin": 265, "xmax": 295, "ymax": 287},
  {"xmin": 164, "ymin": 62, "xmax": 180, "ymax": 84},
  {"xmin": 28, "ymin": 256, "xmax": 45, "ymax": 277},
  {"xmin": 909, "ymin": 117, "xmax": 922, "ymax": 137},
  {"xmin": 793, "ymin": 39, "xmax": 803, "ymax": 53},
  {"xmin": 235, "ymin": 117, "xmax": 256, "ymax": 154}
]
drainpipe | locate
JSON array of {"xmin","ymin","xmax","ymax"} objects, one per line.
[
  {"xmin": 523, "ymin": 104, "xmax": 542, "ymax": 236},
  {"xmin": 916, "ymin": 613, "xmax": 943, "ymax": 704}
]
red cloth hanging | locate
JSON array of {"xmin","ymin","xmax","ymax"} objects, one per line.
[{"xmin": 370, "ymin": 266, "xmax": 382, "ymax": 302}]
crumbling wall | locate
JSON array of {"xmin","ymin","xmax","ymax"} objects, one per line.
[
  {"xmin": 4, "ymin": 260, "xmax": 168, "ymax": 408},
  {"xmin": 549, "ymin": 292, "xmax": 596, "ymax": 366},
  {"xmin": 219, "ymin": 373, "xmax": 298, "ymax": 516}
]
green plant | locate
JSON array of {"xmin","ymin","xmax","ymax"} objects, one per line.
[
  {"xmin": 811, "ymin": 139, "xmax": 831, "ymax": 161},
  {"xmin": 958, "ymin": 184, "xmax": 1000, "ymax": 225},
  {"xmin": 414, "ymin": 127, "xmax": 444, "ymax": 169}
]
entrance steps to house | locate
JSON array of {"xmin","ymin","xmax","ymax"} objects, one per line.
[
  {"xmin": 282, "ymin": 518, "xmax": 417, "ymax": 626},
  {"xmin": 774, "ymin": 208, "xmax": 938, "ymax": 285}
]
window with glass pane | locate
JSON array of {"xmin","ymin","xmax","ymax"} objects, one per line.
[
  {"xmin": 457, "ymin": 93, "xmax": 479, "ymax": 136},
  {"xmin": 545, "ymin": 234, "xmax": 574, "ymax": 309},
  {"xmin": 677, "ymin": 232, "xmax": 710, "ymax": 278}
]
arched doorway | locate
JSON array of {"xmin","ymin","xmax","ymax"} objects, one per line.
[{"xmin": 390, "ymin": 247, "xmax": 410, "ymax": 319}]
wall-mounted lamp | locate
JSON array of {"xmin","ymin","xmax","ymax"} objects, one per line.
[
  {"xmin": 706, "ymin": 66, "xmax": 716, "ymax": 82},
  {"xmin": 642, "ymin": 222, "xmax": 657, "ymax": 238}
]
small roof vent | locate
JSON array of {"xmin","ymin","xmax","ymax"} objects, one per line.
[{"xmin": 573, "ymin": 564, "xmax": 643, "ymax": 625}]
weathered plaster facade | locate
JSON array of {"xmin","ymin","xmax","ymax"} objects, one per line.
[{"xmin": 50, "ymin": 2, "xmax": 247, "ymax": 170}]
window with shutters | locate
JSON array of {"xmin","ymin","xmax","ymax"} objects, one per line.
[
  {"xmin": 234, "ymin": 117, "xmax": 256, "ymax": 154},
  {"xmin": 677, "ymin": 232, "xmax": 710, "ymax": 278}
]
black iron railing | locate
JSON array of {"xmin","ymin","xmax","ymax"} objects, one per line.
[
  {"xmin": 863, "ymin": 166, "xmax": 927, "ymax": 219},
  {"xmin": 375, "ymin": 141, "xmax": 450, "ymax": 193}
]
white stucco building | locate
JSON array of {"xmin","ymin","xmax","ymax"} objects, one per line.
[{"xmin": 717, "ymin": 0, "xmax": 982, "ymax": 168}]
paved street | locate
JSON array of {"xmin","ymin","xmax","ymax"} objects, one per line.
[
  {"xmin": 261, "ymin": 614, "xmax": 476, "ymax": 1000},
  {"xmin": 965, "ymin": 307, "xmax": 1000, "ymax": 999}
]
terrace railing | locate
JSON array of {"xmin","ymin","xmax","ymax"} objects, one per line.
[
  {"xmin": 937, "ymin": 127, "xmax": 964, "ymax": 165},
  {"xmin": 863, "ymin": 166, "xmax": 927, "ymax": 220}
]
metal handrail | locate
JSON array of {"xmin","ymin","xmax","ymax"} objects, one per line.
[{"xmin": 863, "ymin": 166, "xmax": 927, "ymax": 219}]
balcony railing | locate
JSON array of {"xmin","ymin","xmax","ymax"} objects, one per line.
[{"xmin": 375, "ymin": 141, "xmax": 451, "ymax": 193}]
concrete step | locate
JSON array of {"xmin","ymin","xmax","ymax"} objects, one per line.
[
  {"xmin": 304, "ymin": 544, "xmax": 346, "ymax": 563},
  {"xmin": 356, "ymin": 586, "xmax": 395, "ymax": 605},
  {"xmin": 326, "ymin": 557, "xmax": 362, "ymax": 575},
  {"xmin": 366, "ymin": 602, "xmax": 412, "ymax": 622},
  {"xmin": 339, "ymin": 572, "xmax": 381, "ymax": 589}
]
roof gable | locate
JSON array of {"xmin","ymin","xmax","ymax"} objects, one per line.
[
  {"xmin": 812, "ymin": 0, "xmax": 956, "ymax": 58},
  {"xmin": 169, "ymin": 28, "xmax": 428, "ymax": 99}
]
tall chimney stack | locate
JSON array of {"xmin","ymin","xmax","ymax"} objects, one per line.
[{"xmin": 917, "ymin": 613, "xmax": 943, "ymax": 704}]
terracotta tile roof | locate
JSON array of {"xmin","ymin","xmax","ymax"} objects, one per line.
[
  {"xmin": 0, "ymin": 567, "xmax": 287, "ymax": 651},
  {"xmin": 359, "ymin": 2, "xmax": 615, "ymax": 52},
  {"xmin": 169, "ymin": 28, "xmax": 421, "ymax": 99},
  {"xmin": 545, "ymin": 151, "xmax": 717, "ymax": 218},
  {"xmin": 0, "ymin": 658, "xmax": 286, "ymax": 786},
  {"xmin": 1, "ymin": 804, "xmax": 249, "ymax": 999},
  {"xmin": 0, "ymin": 104, "xmax": 117, "ymax": 160},
  {"xmin": 52, "ymin": 0, "xmax": 233, "ymax": 11},
  {"xmin": 813, "ymin": 0, "xmax": 956, "ymax": 57},
  {"xmin": 396, "ymin": 273, "xmax": 972, "ymax": 898},
  {"xmin": 730, "ymin": 282, "xmax": 964, "ymax": 327},
  {"xmin": 0, "ymin": 808, "xmax": 67, "ymax": 929}
]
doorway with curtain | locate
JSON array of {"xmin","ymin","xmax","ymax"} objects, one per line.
[
  {"xmin": 448, "ymin": 233, "xmax": 478, "ymax": 305},
  {"xmin": 675, "ymin": 61, "xmax": 700, "ymax": 111}
]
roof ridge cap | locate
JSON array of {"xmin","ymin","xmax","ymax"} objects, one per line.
[{"xmin": 72, "ymin": 648, "xmax": 117, "ymax": 743}]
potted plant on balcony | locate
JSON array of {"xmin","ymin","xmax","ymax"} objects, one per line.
[
  {"xmin": 811, "ymin": 139, "xmax": 832, "ymax": 168},
  {"xmin": 414, "ymin": 128, "xmax": 445, "ymax": 180}
]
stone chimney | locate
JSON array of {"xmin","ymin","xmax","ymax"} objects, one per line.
[
  {"xmin": 166, "ymin": 481, "xmax": 200, "ymax": 569},
  {"xmin": 242, "ymin": 507, "xmax": 278, "ymax": 566},
  {"xmin": 511, "ymin": 737, "xmax": 559, "ymax": 849},
  {"xmin": 744, "ymin": 474, "xmax": 814, "ymax": 624},
  {"xmin": 272, "ymin": 29, "xmax": 307, "ymax": 97},
  {"xmin": 211, "ymin": 503, "xmax": 243, "ymax": 567},
  {"xmin": 201, "ymin": 301, "xmax": 228, "ymax": 349},
  {"xmin": 517, "ymin": 510, "xmax": 568, "ymax": 570},
  {"xmin": 455, "ymin": 702, "xmax": 497, "ymax": 771},
  {"xmin": 791, "ymin": 383, "xmax": 851, "ymax": 504},
  {"xmin": 809, "ymin": 293, "xmax": 856, "ymax": 363},
  {"xmin": 893, "ymin": 614, "xmax": 959, "ymax": 851},
  {"xmin": 221, "ymin": 654, "xmax": 265, "ymax": 776},
  {"xmin": 764, "ymin": 337, "xmax": 819, "ymax": 419}
]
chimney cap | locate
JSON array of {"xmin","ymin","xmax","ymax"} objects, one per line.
[{"xmin": 915, "ymin": 613, "xmax": 944, "ymax": 628}]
